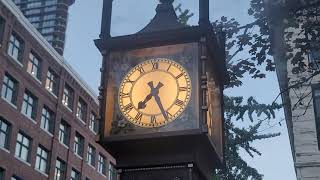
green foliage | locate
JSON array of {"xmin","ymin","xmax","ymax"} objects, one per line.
[
  {"xmin": 175, "ymin": 2, "xmax": 287, "ymax": 180},
  {"xmin": 175, "ymin": 4, "xmax": 194, "ymax": 26},
  {"xmin": 176, "ymin": 0, "xmax": 320, "ymax": 179}
]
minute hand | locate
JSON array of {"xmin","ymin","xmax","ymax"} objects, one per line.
[{"xmin": 154, "ymin": 95, "xmax": 168, "ymax": 121}]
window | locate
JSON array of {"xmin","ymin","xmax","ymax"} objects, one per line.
[
  {"xmin": 74, "ymin": 132, "xmax": 84, "ymax": 157},
  {"xmin": 0, "ymin": 168, "xmax": 4, "ymax": 180},
  {"xmin": 40, "ymin": 107, "xmax": 55, "ymax": 134},
  {"xmin": 1, "ymin": 73, "xmax": 18, "ymax": 106},
  {"xmin": 27, "ymin": 52, "xmax": 42, "ymax": 80},
  {"xmin": 45, "ymin": 35, "xmax": 54, "ymax": 42},
  {"xmin": 11, "ymin": 175, "xmax": 23, "ymax": 180},
  {"xmin": 76, "ymin": 98, "xmax": 87, "ymax": 121},
  {"xmin": 71, "ymin": 168, "xmax": 80, "ymax": 180},
  {"xmin": 15, "ymin": 132, "xmax": 31, "ymax": 162},
  {"xmin": 89, "ymin": 113, "xmax": 98, "ymax": 133},
  {"xmin": 31, "ymin": 22, "xmax": 40, "ymax": 29},
  {"xmin": 35, "ymin": 146, "xmax": 49, "ymax": 174},
  {"xmin": 44, "ymin": 6, "xmax": 57, "ymax": 12},
  {"xmin": 0, "ymin": 117, "xmax": 11, "ymax": 150},
  {"xmin": 25, "ymin": 9, "xmax": 41, "ymax": 15},
  {"xmin": 58, "ymin": 120, "xmax": 70, "ymax": 147},
  {"xmin": 41, "ymin": 27, "xmax": 54, "ymax": 34},
  {"xmin": 42, "ymin": 20, "xmax": 55, "ymax": 28},
  {"xmin": 87, "ymin": 144, "xmax": 95, "ymax": 166},
  {"xmin": 28, "ymin": 16, "xmax": 40, "ymax": 23},
  {"xmin": 21, "ymin": 90, "xmax": 38, "ymax": 120},
  {"xmin": 45, "ymin": 0, "xmax": 57, "ymax": 6},
  {"xmin": 7, "ymin": 32, "xmax": 24, "ymax": 63},
  {"xmin": 98, "ymin": 154, "xmax": 106, "ymax": 175},
  {"xmin": 108, "ymin": 163, "xmax": 117, "ymax": 180},
  {"xmin": 0, "ymin": 16, "xmax": 5, "ymax": 43},
  {"xmin": 54, "ymin": 159, "xmax": 66, "ymax": 180},
  {"xmin": 26, "ymin": 1, "xmax": 41, "ymax": 8},
  {"xmin": 46, "ymin": 69, "xmax": 59, "ymax": 96},
  {"xmin": 62, "ymin": 84, "xmax": 73, "ymax": 110},
  {"xmin": 43, "ymin": 14, "xmax": 56, "ymax": 21}
]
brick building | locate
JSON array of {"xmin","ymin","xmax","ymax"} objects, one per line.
[{"xmin": 0, "ymin": 0, "xmax": 116, "ymax": 179}]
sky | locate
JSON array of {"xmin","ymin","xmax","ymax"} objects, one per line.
[{"xmin": 64, "ymin": 0, "xmax": 296, "ymax": 179}]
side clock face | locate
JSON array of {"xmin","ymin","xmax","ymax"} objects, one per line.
[{"xmin": 118, "ymin": 58, "xmax": 192, "ymax": 128}]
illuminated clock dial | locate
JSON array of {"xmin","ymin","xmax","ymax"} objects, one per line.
[{"xmin": 118, "ymin": 58, "xmax": 192, "ymax": 128}]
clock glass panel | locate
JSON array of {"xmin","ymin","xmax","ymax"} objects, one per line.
[{"xmin": 118, "ymin": 58, "xmax": 192, "ymax": 127}]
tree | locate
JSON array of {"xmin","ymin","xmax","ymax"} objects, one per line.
[{"xmin": 176, "ymin": 1, "xmax": 320, "ymax": 179}]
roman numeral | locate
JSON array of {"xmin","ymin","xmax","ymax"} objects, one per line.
[
  {"xmin": 175, "ymin": 99, "xmax": 184, "ymax": 107},
  {"xmin": 124, "ymin": 78, "xmax": 135, "ymax": 84},
  {"xmin": 151, "ymin": 116, "xmax": 156, "ymax": 124},
  {"xmin": 123, "ymin": 103, "xmax": 133, "ymax": 112},
  {"xmin": 135, "ymin": 112, "xmax": 143, "ymax": 122},
  {"xmin": 166, "ymin": 111, "xmax": 173, "ymax": 119},
  {"xmin": 152, "ymin": 62, "xmax": 159, "ymax": 70},
  {"xmin": 179, "ymin": 87, "xmax": 187, "ymax": 92},
  {"xmin": 167, "ymin": 63, "xmax": 172, "ymax": 71},
  {"xmin": 137, "ymin": 66, "xmax": 145, "ymax": 74},
  {"xmin": 120, "ymin": 92, "xmax": 130, "ymax": 98},
  {"xmin": 176, "ymin": 73, "xmax": 183, "ymax": 79}
]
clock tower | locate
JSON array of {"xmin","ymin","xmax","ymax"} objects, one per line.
[{"xmin": 95, "ymin": 0, "xmax": 227, "ymax": 179}]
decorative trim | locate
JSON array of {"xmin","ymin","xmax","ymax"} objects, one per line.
[
  {"xmin": 199, "ymin": 36, "xmax": 208, "ymax": 130},
  {"xmin": 15, "ymin": 156, "xmax": 31, "ymax": 166},
  {"xmin": 34, "ymin": 168, "xmax": 49, "ymax": 177},
  {"xmin": 21, "ymin": 112, "xmax": 37, "ymax": 124},
  {"xmin": 0, "ymin": 146, "xmax": 10, "ymax": 154},
  {"xmin": 27, "ymin": 71, "xmax": 42, "ymax": 85},
  {"xmin": 121, "ymin": 164, "xmax": 187, "ymax": 172},
  {"xmin": 1, "ymin": 97, "xmax": 18, "ymax": 109},
  {"xmin": 58, "ymin": 141, "xmax": 69, "ymax": 149}
]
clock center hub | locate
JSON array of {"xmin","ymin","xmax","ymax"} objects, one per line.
[{"xmin": 132, "ymin": 70, "xmax": 178, "ymax": 116}]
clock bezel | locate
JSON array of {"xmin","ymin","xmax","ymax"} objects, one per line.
[{"xmin": 118, "ymin": 58, "xmax": 192, "ymax": 128}]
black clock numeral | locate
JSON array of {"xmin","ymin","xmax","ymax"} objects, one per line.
[
  {"xmin": 152, "ymin": 62, "xmax": 159, "ymax": 70},
  {"xmin": 137, "ymin": 66, "xmax": 145, "ymax": 74},
  {"xmin": 124, "ymin": 78, "xmax": 135, "ymax": 84},
  {"xmin": 167, "ymin": 63, "xmax": 172, "ymax": 71},
  {"xmin": 150, "ymin": 115, "xmax": 156, "ymax": 124},
  {"xmin": 120, "ymin": 92, "xmax": 130, "ymax": 98},
  {"xmin": 179, "ymin": 87, "xmax": 188, "ymax": 92},
  {"xmin": 135, "ymin": 112, "xmax": 143, "ymax": 122},
  {"xmin": 176, "ymin": 73, "xmax": 183, "ymax": 79},
  {"xmin": 166, "ymin": 111, "xmax": 173, "ymax": 119},
  {"xmin": 123, "ymin": 103, "xmax": 134, "ymax": 112},
  {"xmin": 175, "ymin": 99, "xmax": 184, "ymax": 107}
]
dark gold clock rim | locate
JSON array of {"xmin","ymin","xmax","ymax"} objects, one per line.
[{"xmin": 118, "ymin": 58, "xmax": 192, "ymax": 128}]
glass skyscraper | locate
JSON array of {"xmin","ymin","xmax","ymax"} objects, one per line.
[{"xmin": 12, "ymin": 0, "xmax": 75, "ymax": 55}]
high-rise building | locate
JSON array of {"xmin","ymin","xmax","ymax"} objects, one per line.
[
  {"xmin": 11, "ymin": 0, "xmax": 75, "ymax": 55},
  {"xmin": 268, "ymin": 0, "xmax": 320, "ymax": 179},
  {"xmin": 0, "ymin": 0, "xmax": 116, "ymax": 179}
]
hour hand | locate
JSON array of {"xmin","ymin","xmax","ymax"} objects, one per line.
[{"xmin": 138, "ymin": 94, "xmax": 152, "ymax": 109}]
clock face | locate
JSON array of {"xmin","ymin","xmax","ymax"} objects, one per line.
[{"xmin": 118, "ymin": 58, "xmax": 192, "ymax": 128}]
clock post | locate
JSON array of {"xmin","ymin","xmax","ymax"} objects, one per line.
[{"xmin": 95, "ymin": 0, "xmax": 228, "ymax": 179}]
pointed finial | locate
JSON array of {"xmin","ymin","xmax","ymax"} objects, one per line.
[{"xmin": 160, "ymin": 0, "xmax": 174, "ymax": 4}]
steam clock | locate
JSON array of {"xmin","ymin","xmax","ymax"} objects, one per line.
[{"xmin": 95, "ymin": 0, "xmax": 228, "ymax": 179}]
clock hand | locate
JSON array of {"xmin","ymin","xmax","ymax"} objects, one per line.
[
  {"xmin": 138, "ymin": 81, "xmax": 163, "ymax": 110},
  {"xmin": 138, "ymin": 94, "xmax": 152, "ymax": 109},
  {"xmin": 154, "ymin": 94, "xmax": 168, "ymax": 121}
]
